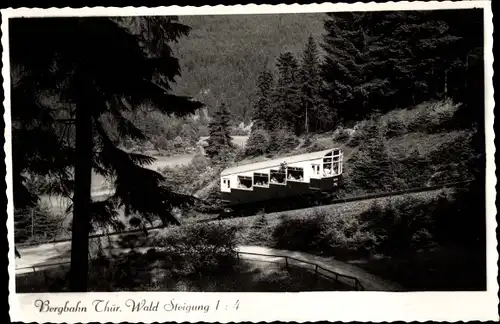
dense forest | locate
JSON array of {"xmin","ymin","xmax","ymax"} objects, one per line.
[
  {"xmin": 250, "ymin": 10, "xmax": 484, "ymax": 135},
  {"xmin": 116, "ymin": 10, "xmax": 484, "ymax": 154}
]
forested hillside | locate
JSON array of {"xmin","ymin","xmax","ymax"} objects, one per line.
[
  {"xmin": 111, "ymin": 9, "xmax": 484, "ymax": 155},
  {"xmin": 171, "ymin": 14, "xmax": 325, "ymax": 121}
]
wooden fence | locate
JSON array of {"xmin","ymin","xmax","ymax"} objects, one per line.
[{"xmin": 235, "ymin": 251, "xmax": 364, "ymax": 291}]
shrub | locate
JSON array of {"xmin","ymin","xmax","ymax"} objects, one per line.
[
  {"xmin": 357, "ymin": 196, "xmax": 440, "ymax": 256},
  {"xmin": 161, "ymin": 222, "xmax": 238, "ymax": 275},
  {"xmin": 332, "ymin": 127, "xmax": 352, "ymax": 143},
  {"xmin": 406, "ymin": 100, "xmax": 461, "ymax": 133},
  {"xmin": 247, "ymin": 211, "xmax": 272, "ymax": 244},
  {"xmin": 302, "ymin": 135, "xmax": 313, "ymax": 148},
  {"xmin": 323, "ymin": 215, "xmax": 379, "ymax": 260},
  {"xmin": 349, "ymin": 118, "xmax": 383, "ymax": 147},
  {"xmin": 268, "ymin": 129, "xmax": 300, "ymax": 153},
  {"xmin": 347, "ymin": 130, "xmax": 394, "ymax": 192},
  {"xmin": 245, "ymin": 129, "xmax": 270, "ymax": 157},
  {"xmin": 384, "ymin": 116, "xmax": 407, "ymax": 137},
  {"xmin": 253, "ymin": 211, "xmax": 269, "ymax": 228},
  {"xmin": 272, "ymin": 211, "xmax": 328, "ymax": 252}
]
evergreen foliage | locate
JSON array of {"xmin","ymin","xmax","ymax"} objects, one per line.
[
  {"xmin": 14, "ymin": 205, "xmax": 64, "ymax": 244},
  {"xmin": 245, "ymin": 129, "xmax": 271, "ymax": 157},
  {"xmin": 272, "ymin": 52, "xmax": 302, "ymax": 134},
  {"xmin": 268, "ymin": 129, "xmax": 300, "ymax": 153},
  {"xmin": 10, "ymin": 16, "xmax": 202, "ymax": 291},
  {"xmin": 205, "ymin": 102, "xmax": 234, "ymax": 160},
  {"xmin": 299, "ymin": 36, "xmax": 329, "ymax": 133},
  {"xmin": 320, "ymin": 10, "xmax": 484, "ymax": 124},
  {"xmin": 252, "ymin": 68, "xmax": 275, "ymax": 131}
]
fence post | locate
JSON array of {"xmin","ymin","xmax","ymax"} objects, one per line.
[
  {"xmin": 315, "ymin": 264, "xmax": 318, "ymax": 278},
  {"xmin": 285, "ymin": 257, "xmax": 288, "ymax": 269}
]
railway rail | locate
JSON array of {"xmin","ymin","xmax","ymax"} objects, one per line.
[{"xmin": 15, "ymin": 179, "xmax": 473, "ymax": 248}]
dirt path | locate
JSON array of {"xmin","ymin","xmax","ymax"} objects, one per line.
[
  {"xmin": 15, "ymin": 238, "xmax": 402, "ymax": 291},
  {"xmin": 236, "ymin": 245, "xmax": 404, "ymax": 291}
]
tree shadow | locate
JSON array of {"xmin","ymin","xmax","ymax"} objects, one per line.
[{"xmin": 16, "ymin": 248, "xmax": 352, "ymax": 293}]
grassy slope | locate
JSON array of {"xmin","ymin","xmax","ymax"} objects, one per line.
[
  {"xmin": 217, "ymin": 188, "xmax": 451, "ymax": 244},
  {"xmin": 171, "ymin": 14, "xmax": 326, "ymax": 121}
]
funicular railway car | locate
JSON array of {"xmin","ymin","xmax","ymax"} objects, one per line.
[{"xmin": 218, "ymin": 148, "xmax": 344, "ymax": 218}]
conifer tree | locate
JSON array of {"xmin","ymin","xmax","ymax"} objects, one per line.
[
  {"xmin": 245, "ymin": 128, "xmax": 270, "ymax": 157},
  {"xmin": 321, "ymin": 10, "xmax": 483, "ymax": 123},
  {"xmin": 205, "ymin": 102, "xmax": 234, "ymax": 160},
  {"xmin": 299, "ymin": 36, "xmax": 326, "ymax": 132},
  {"xmin": 252, "ymin": 68, "xmax": 275, "ymax": 131},
  {"xmin": 10, "ymin": 16, "xmax": 203, "ymax": 291},
  {"xmin": 273, "ymin": 51, "xmax": 302, "ymax": 134},
  {"xmin": 320, "ymin": 12, "xmax": 365, "ymax": 123}
]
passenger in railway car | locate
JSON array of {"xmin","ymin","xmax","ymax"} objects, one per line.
[
  {"xmin": 237, "ymin": 179, "xmax": 249, "ymax": 189},
  {"xmin": 324, "ymin": 165, "xmax": 332, "ymax": 176}
]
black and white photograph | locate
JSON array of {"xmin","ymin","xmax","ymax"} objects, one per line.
[{"xmin": 3, "ymin": 1, "xmax": 497, "ymax": 322}]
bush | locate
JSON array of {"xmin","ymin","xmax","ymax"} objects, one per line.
[
  {"xmin": 323, "ymin": 215, "xmax": 378, "ymax": 260},
  {"xmin": 347, "ymin": 131, "xmax": 394, "ymax": 192},
  {"xmin": 384, "ymin": 116, "xmax": 407, "ymax": 137},
  {"xmin": 407, "ymin": 100, "xmax": 461, "ymax": 133},
  {"xmin": 272, "ymin": 212, "xmax": 328, "ymax": 252},
  {"xmin": 358, "ymin": 196, "xmax": 438, "ymax": 256},
  {"xmin": 245, "ymin": 129, "xmax": 270, "ymax": 157},
  {"xmin": 332, "ymin": 127, "xmax": 352, "ymax": 143},
  {"xmin": 272, "ymin": 210, "xmax": 379, "ymax": 260},
  {"xmin": 161, "ymin": 222, "xmax": 238, "ymax": 275},
  {"xmin": 349, "ymin": 118, "xmax": 383, "ymax": 147},
  {"xmin": 268, "ymin": 129, "xmax": 300, "ymax": 153},
  {"xmin": 247, "ymin": 212, "xmax": 271, "ymax": 244},
  {"xmin": 160, "ymin": 151, "xmax": 217, "ymax": 195}
]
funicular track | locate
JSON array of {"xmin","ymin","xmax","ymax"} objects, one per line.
[
  {"xmin": 206, "ymin": 179, "xmax": 474, "ymax": 221},
  {"xmin": 16, "ymin": 179, "xmax": 473, "ymax": 248}
]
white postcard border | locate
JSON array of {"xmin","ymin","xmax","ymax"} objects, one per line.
[{"xmin": 3, "ymin": 1, "xmax": 497, "ymax": 322}]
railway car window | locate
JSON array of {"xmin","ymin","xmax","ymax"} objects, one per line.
[
  {"xmin": 254, "ymin": 173, "xmax": 269, "ymax": 187},
  {"xmin": 287, "ymin": 167, "xmax": 304, "ymax": 181},
  {"xmin": 312, "ymin": 164, "xmax": 320, "ymax": 176},
  {"xmin": 323, "ymin": 149, "xmax": 343, "ymax": 177},
  {"xmin": 270, "ymin": 169, "xmax": 286, "ymax": 185},
  {"xmin": 323, "ymin": 163, "xmax": 333, "ymax": 176},
  {"xmin": 237, "ymin": 176, "xmax": 252, "ymax": 189},
  {"xmin": 333, "ymin": 163, "xmax": 340, "ymax": 175}
]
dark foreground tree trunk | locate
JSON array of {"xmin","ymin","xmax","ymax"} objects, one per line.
[{"xmin": 69, "ymin": 96, "xmax": 93, "ymax": 292}]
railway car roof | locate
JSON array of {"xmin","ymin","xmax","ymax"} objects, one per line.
[{"xmin": 220, "ymin": 148, "xmax": 340, "ymax": 176}]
